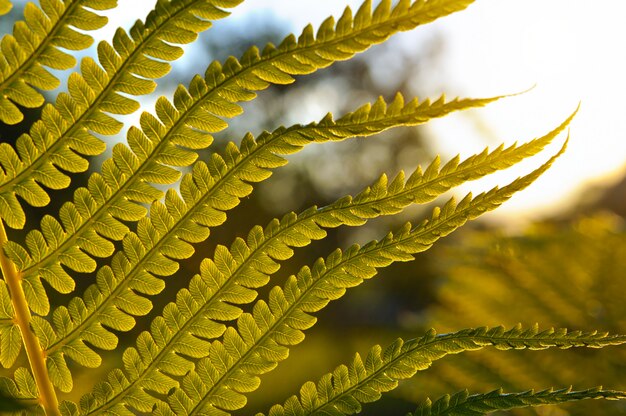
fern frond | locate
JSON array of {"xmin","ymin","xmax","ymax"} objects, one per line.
[
  {"xmin": 46, "ymin": 0, "xmax": 481, "ymax": 244},
  {"xmin": 69, "ymin": 110, "xmax": 571, "ymax": 414},
  {"xmin": 0, "ymin": 0, "xmax": 241, "ymax": 228},
  {"xmin": 29, "ymin": 93, "xmax": 495, "ymax": 396},
  {"xmin": 154, "ymin": 142, "xmax": 568, "ymax": 415},
  {"xmin": 412, "ymin": 387, "xmax": 626, "ymax": 416},
  {"xmin": 261, "ymin": 328, "xmax": 626, "ymax": 416},
  {"xmin": 5, "ymin": 93, "xmax": 502, "ymax": 315},
  {"xmin": 0, "ymin": 0, "xmax": 116, "ymax": 125},
  {"xmin": 4, "ymin": 0, "xmax": 483, "ymax": 264}
]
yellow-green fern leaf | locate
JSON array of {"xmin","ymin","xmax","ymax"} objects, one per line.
[
  {"xmin": 70, "ymin": 110, "xmax": 571, "ymax": 414},
  {"xmin": 154, "ymin": 141, "xmax": 568, "ymax": 415},
  {"xmin": 14, "ymin": 0, "xmax": 482, "ymax": 269},
  {"xmin": 6, "ymin": 93, "xmax": 491, "ymax": 320},
  {"xmin": 4, "ymin": 93, "xmax": 502, "ymax": 311},
  {"xmin": 0, "ymin": 0, "xmax": 116, "ymax": 125},
  {"xmin": 112, "ymin": 0, "xmax": 478, "ymax": 182},
  {"xmin": 0, "ymin": 0, "xmax": 241, "ymax": 229},
  {"xmin": 0, "ymin": 0, "xmax": 484, "ymax": 292},
  {"xmin": 412, "ymin": 387, "xmax": 626, "ymax": 416},
  {"xmin": 261, "ymin": 328, "xmax": 626, "ymax": 416},
  {"xmin": 28, "ymin": 94, "xmax": 493, "ymax": 397},
  {"xmin": 42, "ymin": 107, "xmax": 568, "ymax": 409},
  {"xmin": 0, "ymin": 367, "xmax": 38, "ymax": 403}
]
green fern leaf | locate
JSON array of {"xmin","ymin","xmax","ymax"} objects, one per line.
[
  {"xmin": 0, "ymin": 281, "xmax": 20, "ymax": 368},
  {"xmin": 5, "ymin": 92, "xmax": 500, "ymax": 313},
  {"xmin": 262, "ymin": 328, "xmax": 626, "ymax": 416},
  {"xmin": 152, "ymin": 142, "xmax": 569, "ymax": 415},
  {"xmin": 70, "ymin": 111, "xmax": 571, "ymax": 414},
  {"xmin": 6, "ymin": 0, "xmax": 481, "ymax": 245},
  {"xmin": 0, "ymin": 0, "xmax": 241, "ymax": 228},
  {"xmin": 0, "ymin": 1, "xmax": 605, "ymax": 415},
  {"xmin": 31, "ymin": 93, "xmax": 498, "ymax": 397},
  {"xmin": 3, "ymin": 0, "xmax": 497, "ymax": 311},
  {"xmin": 0, "ymin": 368, "xmax": 38, "ymax": 406},
  {"xmin": 0, "ymin": 0, "xmax": 116, "ymax": 125},
  {"xmin": 412, "ymin": 387, "xmax": 626, "ymax": 416}
]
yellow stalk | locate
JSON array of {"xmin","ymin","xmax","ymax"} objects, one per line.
[{"xmin": 0, "ymin": 221, "xmax": 59, "ymax": 416}]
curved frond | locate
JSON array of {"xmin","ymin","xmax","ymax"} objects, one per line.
[
  {"xmin": 412, "ymin": 387, "xmax": 626, "ymax": 416},
  {"xmin": 153, "ymin": 142, "xmax": 569, "ymax": 415},
  {"xmin": 67, "ymin": 109, "xmax": 571, "ymax": 414},
  {"xmin": 4, "ymin": 0, "xmax": 487, "ymax": 277},
  {"xmin": 0, "ymin": 0, "xmax": 116, "ymax": 125},
  {"xmin": 9, "ymin": 93, "xmax": 498, "ymax": 315},
  {"xmin": 0, "ymin": 0, "xmax": 241, "ymax": 229},
  {"xmin": 262, "ymin": 329, "xmax": 626, "ymax": 416},
  {"xmin": 29, "ymin": 93, "xmax": 497, "ymax": 396}
]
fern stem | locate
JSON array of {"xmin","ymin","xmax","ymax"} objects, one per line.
[{"xmin": 0, "ymin": 221, "xmax": 59, "ymax": 416}]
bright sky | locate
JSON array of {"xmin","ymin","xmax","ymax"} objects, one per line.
[{"xmin": 103, "ymin": 0, "xmax": 626, "ymax": 223}]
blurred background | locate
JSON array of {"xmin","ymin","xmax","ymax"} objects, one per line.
[{"xmin": 1, "ymin": 0, "xmax": 626, "ymax": 414}]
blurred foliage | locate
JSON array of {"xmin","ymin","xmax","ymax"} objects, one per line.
[{"xmin": 388, "ymin": 213, "xmax": 626, "ymax": 415}]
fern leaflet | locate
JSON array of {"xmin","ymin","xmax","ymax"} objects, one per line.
[
  {"xmin": 412, "ymin": 387, "xmax": 626, "ymax": 416},
  {"xmin": 0, "ymin": 0, "xmax": 116, "ymax": 124}
]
